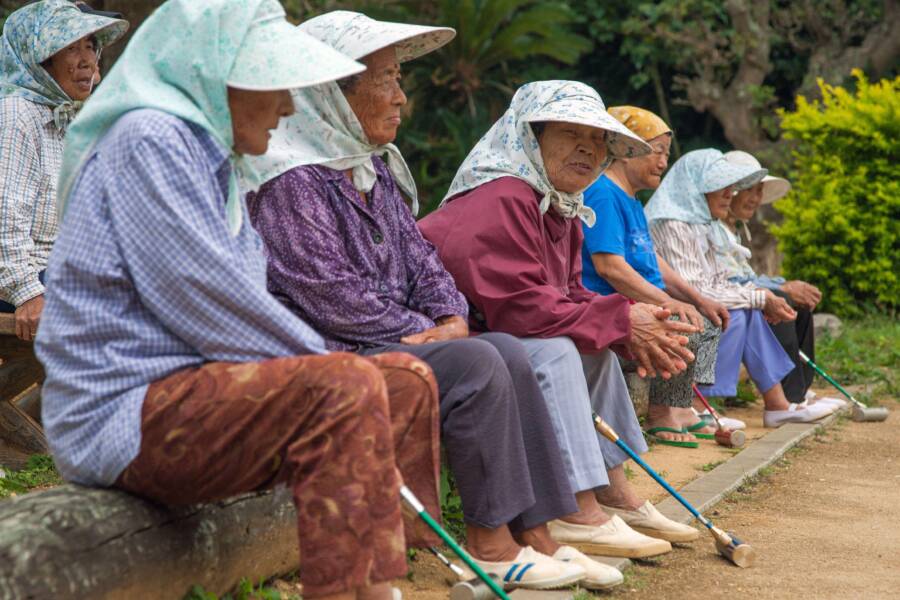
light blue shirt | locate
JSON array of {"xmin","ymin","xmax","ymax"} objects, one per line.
[{"xmin": 36, "ymin": 109, "xmax": 326, "ymax": 486}]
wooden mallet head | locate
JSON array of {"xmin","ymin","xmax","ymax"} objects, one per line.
[{"xmin": 711, "ymin": 527, "xmax": 756, "ymax": 568}]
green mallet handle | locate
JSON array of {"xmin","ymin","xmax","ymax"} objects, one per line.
[
  {"xmin": 400, "ymin": 486, "xmax": 510, "ymax": 600},
  {"xmin": 797, "ymin": 350, "xmax": 863, "ymax": 405}
]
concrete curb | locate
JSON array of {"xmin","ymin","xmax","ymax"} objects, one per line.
[{"xmin": 506, "ymin": 410, "xmax": 845, "ymax": 599}]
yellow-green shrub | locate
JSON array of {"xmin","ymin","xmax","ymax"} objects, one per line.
[{"xmin": 773, "ymin": 70, "xmax": 899, "ymax": 317}]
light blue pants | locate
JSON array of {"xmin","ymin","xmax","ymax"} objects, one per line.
[
  {"xmin": 520, "ymin": 337, "xmax": 648, "ymax": 494},
  {"xmin": 697, "ymin": 309, "xmax": 795, "ymax": 397}
]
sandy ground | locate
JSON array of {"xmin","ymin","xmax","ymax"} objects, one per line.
[{"xmin": 605, "ymin": 414, "xmax": 900, "ymax": 600}]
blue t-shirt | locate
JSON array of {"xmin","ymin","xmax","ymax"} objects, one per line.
[{"xmin": 581, "ymin": 175, "xmax": 665, "ymax": 295}]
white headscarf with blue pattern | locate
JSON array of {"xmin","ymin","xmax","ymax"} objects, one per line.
[
  {"xmin": 442, "ymin": 80, "xmax": 651, "ymax": 227},
  {"xmin": 0, "ymin": 0, "xmax": 127, "ymax": 131},
  {"xmin": 644, "ymin": 148, "xmax": 767, "ymax": 225}
]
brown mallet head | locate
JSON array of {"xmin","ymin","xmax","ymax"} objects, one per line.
[{"xmin": 714, "ymin": 428, "xmax": 746, "ymax": 448}]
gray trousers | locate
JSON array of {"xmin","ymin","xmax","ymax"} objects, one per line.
[
  {"xmin": 361, "ymin": 332, "xmax": 576, "ymax": 532},
  {"xmin": 520, "ymin": 337, "xmax": 648, "ymax": 494},
  {"xmin": 648, "ymin": 317, "xmax": 721, "ymax": 408}
]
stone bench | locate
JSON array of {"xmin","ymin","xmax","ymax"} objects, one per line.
[{"xmin": 0, "ymin": 313, "xmax": 47, "ymax": 469}]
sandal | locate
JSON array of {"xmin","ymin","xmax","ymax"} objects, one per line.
[
  {"xmin": 685, "ymin": 420, "xmax": 716, "ymax": 440},
  {"xmin": 645, "ymin": 426, "xmax": 698, "ymax": 448}
]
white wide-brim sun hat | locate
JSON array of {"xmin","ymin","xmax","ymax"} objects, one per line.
[
  {"xmin": 525, "ymin": 90, "xmax": 652, "ymax": 159},
  {"xmin": 297, "ymin": 10, "xmax": 456, "ymax": 63},
  {"xmin": 226, "ymin": 3, "xmax": 366, "ymax": 91},
  {"xmin": 724, "ymin": 150, "xmax": 791, "ymax": 204}
]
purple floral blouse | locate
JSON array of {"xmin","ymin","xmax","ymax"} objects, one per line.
[{"xmin": 247, "ymin": 158, "xmax": 468, "ymax": 351}]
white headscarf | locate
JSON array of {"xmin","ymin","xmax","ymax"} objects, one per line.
[
  {"xmin": 243, "ymin": 11, "xmax": 456, "ymax": 215},
  {"xmin": 441, "ymin": 80, "xmax": 651, "ymax": 227}
]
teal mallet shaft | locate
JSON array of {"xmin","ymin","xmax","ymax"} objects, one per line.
[
  {"xmin": 797, "ymin": 350, "xmax": 889, "ymax": 422},
  {"xmin": 592, "ymin": 415, "xmax": 756, "ymax": 567},
  {"xmin": 400, "ymin": 486, "xmax": 510, "ymax": 599}
]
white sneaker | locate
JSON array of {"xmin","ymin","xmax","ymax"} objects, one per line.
[
  {"xmin": 552, "ymin": 545, "xmax": 623, "ymax": 589},
  {"xmin": 470, "ymin": 546, "xmax": 585, "ymax": 590},
  {"xmin": 763, "ymin": 402, "xmax": 833, "ymax": 427},
  {"xmin": 548, "ymin": 514, "xmax": 672, "ymax": 558},
  {"xmin": 599, "ymin": 500, "xmax": 700, "ymax": 543}
]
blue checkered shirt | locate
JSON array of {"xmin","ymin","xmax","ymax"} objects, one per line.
[{"xmin": 36, "ymin": 110, "xmax": 327, "ymax": 486}]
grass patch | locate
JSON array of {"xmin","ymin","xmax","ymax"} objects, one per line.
[
  {"xmin": 700, "ymin": 459, "xmax": 727, "ymax": 472},
  {"xmin": 0, "ymin": 454, "xmax": 62, "ymax": 499},
  {"xmin": 814, "ymin": 314, "xmax": 899, "ymax": 403},
  {"xmin": 184, "ymin": 577, "xmax": 299, "ymax": 600},
  {"xmin": 439, "ymin": 465, "xmax": 466, "ymax": 543}
]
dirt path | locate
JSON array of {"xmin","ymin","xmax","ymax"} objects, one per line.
[{"xmin": 608, "ymin": 415, "xmax": 900, "ymax": 600}]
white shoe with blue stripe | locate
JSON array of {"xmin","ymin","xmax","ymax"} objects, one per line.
[{"xmin": 470, "ymin": 545, "xmax": 585, "ymax": 590}]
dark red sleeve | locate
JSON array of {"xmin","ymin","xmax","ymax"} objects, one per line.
[{"xmin": 419, "ymin": 179, "xmax": 631, "ymax": 354}]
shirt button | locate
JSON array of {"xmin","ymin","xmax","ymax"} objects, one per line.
[
  {"xmin": 372, "ymin": 231, "xmax": 384, "ymax": 244},
  {"xmin": 379, "ymin": 284, "xmax": 388, "ymax": 292}
]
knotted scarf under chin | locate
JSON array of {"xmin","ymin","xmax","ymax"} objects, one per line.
[
  {"xmin": 52, "ymin": 101, "xmax": 83, "ymax": 132},
  {"xmin": 539, "ymin": 189, "xmax": 596, "ymax": 227}
]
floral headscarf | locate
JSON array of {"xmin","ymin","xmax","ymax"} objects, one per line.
[
  {"xmin": 55, "ymin": 0, "xmax": 363, "ymax": 235},
  {"xmin": 0, "ymin": 0, "xmax": 127, "ymax": 131},
  {"xmin": 244, "ymin": 11, "xmax": 456, "ymax": 215},
  {"xmin": 644, "ymin": 149, "xmax": 767, "ymax": 225},
  {"xmin": 442, "ymin": 80, "xmax": 651, "ymax": 227}
]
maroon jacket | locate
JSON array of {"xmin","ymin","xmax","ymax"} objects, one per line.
[{"xmin": 419, "ymin": 176, "xmax": 632, "ymax": 355}]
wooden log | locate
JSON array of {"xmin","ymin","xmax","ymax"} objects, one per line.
[
  {"xmin": 0, "ymin": 485, "xmax": 299, "ymax": 600},
  {"xmin": 0, "ymin": 322, "xmax": 47, "ymax": 469}
]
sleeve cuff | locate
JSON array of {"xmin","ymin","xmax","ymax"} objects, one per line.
[
  {"xmin": 7, "ymin": 278, "xmax": 45, "ymax": 307},
  {"xmin": 751, "ymin": 289, "xmax": 767, "ymax": 309}
]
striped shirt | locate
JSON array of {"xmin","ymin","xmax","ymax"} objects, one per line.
[
  {"xmin": 649, "ymin": 219, "xmax": 766, "ymax": 309},
  {"xmin": 0, "ymin": 97, "xmax": 63, "ymax": 306},
  {"xmin": 35, "ymin": 110, "xmax": 326, "ymax": 486}
]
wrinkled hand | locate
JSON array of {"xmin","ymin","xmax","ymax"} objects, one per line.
[
  {"xmin": 696, "ymin": 296, "xmax": 730, "ymax": 331},
  {"xmin": 14, "ymin": 294, "xmax": 44, "ymax": 342},
  {"xmin": 660, "ymin": 299, "xmax": 703, "ymax": 331},
  {"xmin": 400, "ymin": 315, "xmax": 469, "ymax": 345},
  {"xmin": 763, "ymin": 290, "xmax": 797, "ymax": 324},
  {"xmin": 627, "ymin": 303, "xmax": 696, "ymax": 379},
  {"xmin": 781, "ymin": 280, "xmax": 821, "ymax": 310}
]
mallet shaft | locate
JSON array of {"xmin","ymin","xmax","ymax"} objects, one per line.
[
  {"xmin": 692, "ymin": 384, "xmax": 724, "ymax": 430},
  {"xmin": 797, "ymin": 350, "xmax": 860, "ymax": 405},
  {"xmin": 400, "ymin": 486, "xmax": 509, "ymax": 600}
]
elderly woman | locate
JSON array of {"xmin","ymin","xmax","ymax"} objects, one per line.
[
  {"xmin": 35, "ymin": 2, "xmax": 442, "ymax": 599},
  {"xmin": 715, "ymin": 151, "xmax": 844, "ymax": 409},
  {"xmin": 645, "ymin": 149, "xmax": 835, "ymax": 427},
  {"xmin": 580, "ymin": 106, "xmax": 733, "ymax": 446},
  {"xmin": 0, "ymin": 0, "xmax": 126, "ymax": 341},
  {"xmin": 419, "ymin": 81, "xmax": 700, "ymax": 552},
  {"xmin": 244, "ymin": 12, "xmax": 623, "ymax": 590}
]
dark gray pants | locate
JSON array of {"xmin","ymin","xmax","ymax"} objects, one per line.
[
  {"xmin": 361, "ymin": 332, "xmax": 576, "ymax": 532},
  {"xmin": 648, "ymin": 316, "xmax": 721, "ymax": 408}
]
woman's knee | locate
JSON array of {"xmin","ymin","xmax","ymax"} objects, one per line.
[{"xmin": 282, "ymin": 352, "xmax": 388, "ymax": 415}]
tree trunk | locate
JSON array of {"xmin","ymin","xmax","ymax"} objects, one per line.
[{"xmin": 0, "ymin": 485, "xmax": 299, "ymax": 599}]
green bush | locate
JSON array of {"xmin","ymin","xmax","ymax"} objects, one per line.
[{"xmin": 773, "ymin": 70, "xmax": 899, "ymax": 318}]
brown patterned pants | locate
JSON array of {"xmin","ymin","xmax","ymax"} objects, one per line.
[{"xmin": 115, "ymin": 352, "xmax": 440, "ymax": 598}]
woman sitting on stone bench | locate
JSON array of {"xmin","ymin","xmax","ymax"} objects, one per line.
[{"xmin": 35, "ymin": 2, "xmax": 441, "ymax": 599}]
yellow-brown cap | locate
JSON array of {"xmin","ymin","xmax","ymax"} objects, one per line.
[{"xmin": 608, "ymin": 106, "xmax": 672, "ymax": 142}]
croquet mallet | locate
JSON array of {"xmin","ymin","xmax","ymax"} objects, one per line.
[
  {"xmin": 797, "ymin": 350, "xmax": 889, "ymax": 422},
  {"xmin": 692, "ymin": 384, "xmax": 746, "ymax": 448},
  {"xmin": 399, "ymin": 486, "xmax": 510, "ymax": 599},
  {"xmin": 592, "ymin": 415, "xmax": 756, "ymax": 567},
  {"xmin": 426, "ymin": 546, "xmax": 503, "ymax": 600}
]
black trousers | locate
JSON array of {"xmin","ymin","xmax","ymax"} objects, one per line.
[{"xmin": 768, "ymin": 288, "xmax": 816, "ymax": 403}]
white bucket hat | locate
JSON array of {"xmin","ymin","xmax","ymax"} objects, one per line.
[
  {"xmin": 297, "ymin": 10, "xmax": 456, "ymax": 63},
  {"xmin": 724, "ymin": 150, "xmax": 791, "ymax": 204},
  {"xmin": 227, "ymin": 2, "xmax": 365, "ymax": 91}
]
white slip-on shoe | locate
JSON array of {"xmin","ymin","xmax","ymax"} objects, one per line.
[
  {"xmin": 552, "ymin": 545, "xmax": 623, "ymax": 590},
  {"xmin": 695, "ymin": 407, "xmax": 746, "ymax": 430},
  {"xmin": 599, "ymin": 500, "xmax": 701, "ymax": 543},
  {"xmin": 763, "ymin": 402, "xmax": 833, "ymax": 427},
  {"xmin": 548, "ymin": 515, "xmax": 672, "ymax": 558},
  {"xmin": 470, "ymin": 546, "xmax": 585, "ymax": 590},
  {"xmin": 804, "ymin": 390, "xmax": 848, "ymax": 409},
  {"xmin": 391, "ymin": 588, "xmax": 402, "ymax": 600}
]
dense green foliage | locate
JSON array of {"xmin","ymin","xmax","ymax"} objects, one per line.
[
  {"xmin": 0, "ymin": 454, "xmax": 62, "ymax": 499},
  {"xmin": 773, "ymin": 71, "xmax": 899, "ymax": 317}
]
